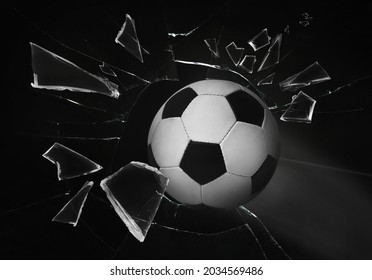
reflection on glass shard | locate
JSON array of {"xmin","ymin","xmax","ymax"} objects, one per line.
[
  {"xmin": 238, "ymin": 55, "xmax": 256, "ymax": 73},
  {"xmin": 257, "ymin": 72, "xmax": 275, "ymax": 85},
  {"xmin": 99, "ymin": 62, "xmax": 117, "ymax": 77},
  {"xmin": 279, "ymin": 61, "xmax": 331, "ymax": 91},
  {"xmin": 247, "ymin": 28, "xmax": 271, "ymax": 51},
  {"xmin": 115, "ymin": 14, "xmax": 145, "ymax": 63},
  {"xmin": 280, "ymin": 91, "xmax": 316, "ymax": 123},
  {"xmin": 204, "ymin": 38, "xmax": 220, "ymax": 58},
  {"xmin": 225, "ymin": 42, "xmax": 244, "ymax": 66},
  {"xmin": 52, "ymin": 181, "xmax": 94, "ymax": 226},
  {"xmin": 42, "ymin": 142, "xmax": 103, "ymax": 180},
  {"xmin": 284, "ymin": 25, "xmax": 290, "ymax": 34},
  {"xmin": 30, "ymin": 43, "xmax": 120, "ymax": 98},
  {"xmin": 168, "ymin": 26, "xmax": 198, "ymax": 38},
  {"xmin": 100, "ymin": 161, "xmax": 168, "ymax": 242},
  {"xmin": 299, "ymin": 21, "xmax": 310, "ymax": 27},
  {"xmin": 257, "ymin": 34, "xmax": 282, "ymax": 72}
]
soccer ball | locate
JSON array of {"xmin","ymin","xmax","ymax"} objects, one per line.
[{"xmin": 147, "ymin": 80, "xmax": 279, "ymax": 209}]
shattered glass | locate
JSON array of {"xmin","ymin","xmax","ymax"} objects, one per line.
[
  {"xmin": 247, "ymin": 28, "xmax": 271, "ymax": 51},
  {"xmin": 280, "ymin": 91, "xmax": 317, "ymax": 123},
  {"xmin": 238, "ymin": 55, "xmax": 256, "ymax": 73},
  {"xmin": 284, "ymin": 25, "xmax": 290, "ymax": 34},
  {"xmin": 42, "ymin": 142, "xmax": 103, "ymax": 180},
  {"xmin": 225, "ymin": 42, "xmax": 244, "ymax": 66},
  {"xmin": 100, "ymin": 162, "xmax": 168, "ymax": 242},
  {"xmin": 299, "ymin": 21, "xmax": 310, "ymax": 27},
  {"xmin": 52, "ymin": 181, "xmax": 94, "ymax": 226},
  {"xmin": 279, "ymin": 62, "xmax": 331, "ymax": 91},
  {"xmin": 99, "ymin": 62, "xmax": 117, "ymax": 77},
  {"xmin": 257, "ymin": 33, "xmax": 282, "ymax": 72},
  {"xmin": 257, "ymin": 72, "xmax": 275, "ymax": 85},
  {"xmin": 204, "ymin": 38, "xmax": 220, "ymax": 58}
]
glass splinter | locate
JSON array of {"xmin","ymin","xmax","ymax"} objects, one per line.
[
  {"xmin": 225, "ymin": 42, "xmax": 244, "ymax": 66},
  {"xmin": 99, "ymin": 62, "xmax": 117, "ymax": 77},
  {"xmin": 115, "ymin": 14, "xmax": 145, "ymax": 63},
  {"xmin": 204, "ymin": 38, "xmax": 220, "ymax": 58},
  {"xmin": 299, "ymin": 21, "xmax": 310, "ymax": 27},
  {"xmin": 284, "ymin": 25, "xmax": 290, "ymax": 34},
  {"xmin": 30, "ymin": 43, "xmax": 120, "ymax": 99},
  {"xmin": 52, "ymin": 181, "xmax": 94, "ymax": 226},
  {"xmin": 238, "ymin": 55, "xmax": 256, "ymax": 73},
  {"xmin": 257, "ymin": 33, "xmax": 282, "ymax": 72},
  {"xmin": 100, "ymin": 161, "xmax": 169, "ymax": 242},
  {"xmin": 247, "ymin": 28, "xmax": 271, "ymax": 51},
  {"xmin": 42, "ymin": 142, "xmax": 103, "ymax": 180},
  {"xmin": 257, "ymin": 72, "xmax": 275, "ymax": 85},
  {"xmin": 280, "ymin": 91, "xmax": 316, "ymax": 123},
  {"xmin": 279, "ymin": 61, "xmax": 331, "ymax": 91}
]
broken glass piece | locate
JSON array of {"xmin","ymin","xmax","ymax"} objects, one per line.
[
  {"xmin": 238, "ymin": 55, "xmax": 256, "ymax": 73},
  {"xmin": 225, "ymin": 42, "xmax": 244, "ymax": 66},
  {"xmin": 115, "ymin": 14, "xmax": 146, "ymax": 63},
  {"xmin": 204, "ymin": 38, "xmax": 220, "ymax": 58},
  {"xmin": 99, "ymin": 62, "xmax": 117, "ymax": 77},
  {"xmin": 247, "ymin": 28, "xmax": 271, "ymax": 51},
  {"xmin": 280, "ymin": 91, "xmax": 316, "ymax": 123},
  {"xmin": 100, "ymin": 161, "xmax": 168, "ymax": 242},
  {"xmin": 302, "ymin": 13, "xmax": 313, "ymax": 20},
  {"xmin": 168, "ymin": 26, "xmax": 198, "ymax": 38},
  {"xmin": 299, "ymin": 21, "xmax": 310, "ymax": 27},
  {"xmin": 30, "ymin": 43, "xmax": 120, "ymax": 99},
  {"xmin": 257, "ymin": 33, "xmax": 282, "ymax": 72},
  {"xmin": 257, "ymin": 72, "xmax": 275, "ymax": 85},
  {"xmin": 284, "ymin": 25, "xmax": 290, "ymax": 34},
  {"xmin": 52, "ymin": 181, "xmax": 94, "ymax": 226},
  {"xmin": 279, "ymin": 61, "xmax": 331, "ymax": 91},
  {"xmin": 42, "ymin": 142, "xmax": 103, "ymax": 180}
]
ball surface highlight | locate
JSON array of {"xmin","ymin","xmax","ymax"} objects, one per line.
[{"xmin": 147, "ymin": 80, "xmax": 279, "ymax": 208}]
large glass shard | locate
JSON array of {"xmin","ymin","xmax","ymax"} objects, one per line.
[
  {"xmin": 238, "ymin": 55, "xmax": 256, "ymax": 73},
  {"xmin": 30, "ymin": 43, "xmax": 120, "ymax": 99},
  {"xmin": 247, "ymin": 28, "xmax": 271, "ymax": 51},
  {"xmin": 279, "ymin": 62, "xmax": 331, "ymax": 91},
  {"xmin": 100, "ymin": 161, "xmax": 168, "ymax": 242},
  {"xmin": 280, "ymin": 91, "xmax": 317, "ymax": 123},
  {"xmin": 204, "ymin": 38, "xmax": 220, "ymax": 58},
  {"xmin": 115, "ymin": 14, "xmax": 145, "ymax": 63},
  {"xmin": 257, "ymin": 72, "xmax": 275, "ymax": 85},
  {"xmin": 225, "ymin": 42, "xmax": 244, "ymax": 66},
  {"xmin": 42, "ymin": 142, "xmax": 103, "ymax": 180},
  {"xmin": 99, "ymin": 62, "xmax": 117, "ymax": 77},
  {"xmin": 257, "ymin": 33, "xmax": 282, "ymax": 72},
  {"xmin": 52, "ymin": 181, "xmax": 94, "ymax": 226}
]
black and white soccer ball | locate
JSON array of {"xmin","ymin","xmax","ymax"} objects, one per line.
[{"xmin": 148, "ymin": 80, "xmax": 280, "ymax": 209}]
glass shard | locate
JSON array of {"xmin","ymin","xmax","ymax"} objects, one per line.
[
  {"xmin": 42, "ymin": 142, "xmax": 103, "ymax": 180},
  {"xmin": 115, "ymin": 14, "xmax": 145, "ymax": 63},
  {"xmin": 257, "ymin": 72, "xmax": 275, "ymax": 85},
  {"xmin": 30, "ymin": 43, "xmax": 120, "ymax": 98},
  {"xmin": 257, "ymin": 33, "xmax": 282, "ymax": 72},
  {"xmin": 52, "ymin": 181, "xmax": 94, "ymax": 226},
  {"xmin": 302, "ymin": 13, "xmax": 313, "ymax": 20},
  {"xmin": 204, "ymin": 38, "xmax": 220, "ymax": 58},
  {"xmin": 284, "ymin": 25, "xmax": 290, "ymax": 34},
  {"xmin": 100, "ymin": 161, "xmax": 168, "ymax": 242},
  {"xmin": 299, "ymin": 21, "xmax": 310, "ymax": 27},
  {"xmin": 238, "ymin": 55, "xmax": 256, "ymax": 73},
  {"xmin": 280, "ymin": 91, "xmax": 316, "ymax": 123},
  {"xmin": 279, "ymin": 61, "xmax": 331, "ymax": 91},
  {"xmin": 247, "ymin": 28, "xmax": 271, "ymax": 51},
  {"xmin": 225, "ymin": 42, "xmax": 244, "ymax": 66},
  {"xmin": 99, "ymin": 62, "xmax": 117, "ymax": 77}
]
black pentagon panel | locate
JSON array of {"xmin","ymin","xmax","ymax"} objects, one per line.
[
  {"xmin": 162, "ymin": 87, "xmax": 198, "ymax": 119},
  {"xmin": 147, "ymin": 144, "xmax": 159, "ymax": 168},
  {"xmin": 226, "ymin": 90, "xmax": 265, "ymax": 126},
  {"xmin": 251, "ymin": 155, "xmax": 277, "ymax": 194},
  {"xmin": 180, "ymin": 141, "xmax": 226, "ymax": 185}
]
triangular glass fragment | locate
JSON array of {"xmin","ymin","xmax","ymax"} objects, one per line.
[
  {"xmin": 247, "ymin": 28, "xmax": 271, "ymax": 51},
  {"xmin": 204, "ymin": 38, "xmax": 220, "ymax": 58},
  {"xmin": 100, "ymin": 161, "xmax": 168, "ymax": 242},
  {"xmin": 99, "ymin": 62, "xmax": 117, "ymax": 77},
  {"xmin": 257, "ymin": 72, "xmax": 275, "ymax": 85},
  {"xmin": 280, "ymin": 91, "xmax": 317, "ymax": 123},
  {"xmin": 257, "ymin": 34, "xmax": 282, "ymax": 72},
  {"xmin": 115, "ymin": 14, "xmax": 145, "ymax": 63},
  {"xmin": 279, "ymin": 62, "xmax": 331, "ymax": 91},
  {"xmin": 42, "ymin": 142, "xmax": 103, "ymax": 180},
  {"xmin": 30, "ymin": 43, "xmax": 120, "ymax": 98},
  {"xmin": 225, "ymin": 42, "xmax": 244, "ymax": 66},
  {"xmin": 52, "ymin": 181, "xmax": 94, "ymax": 226},
  {"xmin": 238, "ymin": 55, "xmax": 256, "ymax": 73}
]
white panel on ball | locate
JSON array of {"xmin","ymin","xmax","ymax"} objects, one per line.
[
  {"xmin": 182, "ymin": 95, "xmax": 236, "ymax": 143},
  {"xmin": 262, "ymin": 109, "xmax": 280, "ymax": 159},
  {"xmin": 188, "ymin": 79, "xmax": 241, "ymax": 96},
  {"xmin": 160, "ymin": 167, "xmax": 202, "ymax": 205},
  {"xmin": 221, "ymin": 122, "xmax": 267, "ymax": 176},
  {"xmin": 202, "ymin": 172, "xmax": 252, "ymax": 208},
  {"xmin": 151, "ymin": 118, "xmax": 189, "ymax": 167},
  {"xmin": 147, "ymin": 104, "xmax": 165, "ymax": 145}
]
